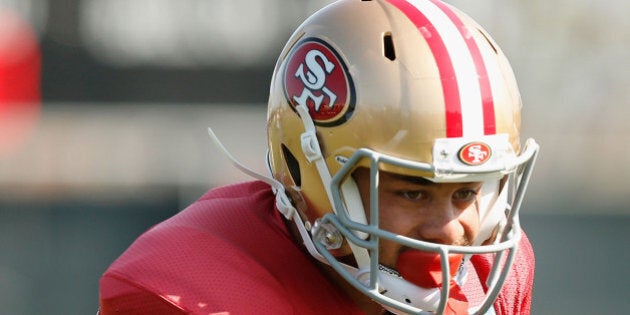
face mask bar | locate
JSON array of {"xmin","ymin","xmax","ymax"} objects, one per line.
[{"xmin": 312, "ymin": 140, "xmax": 539, "ymax": 314}]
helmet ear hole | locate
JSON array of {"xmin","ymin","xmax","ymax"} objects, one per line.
[{"xmin": 281, "ymin": 144, "xmax": 302, "ymax": 187}]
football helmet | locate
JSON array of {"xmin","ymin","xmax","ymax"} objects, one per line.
[{"xmin": 266, "ymin": 0, "xmax": 539, "ymax": 314}]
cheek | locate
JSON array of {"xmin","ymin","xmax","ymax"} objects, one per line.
[
  {"xmin": 460, "ymin": 205, "xmax": 481, "ymax": 239},
  {"xmin": 377, "ymin": 208, "xmax": 409, "ymax": 267},
  {"xmin": 376, "ymin": 200, "xmax": 418, "ymax": 265},
  {"xmin": 376, "ymin": 195, "xmax": 417, "ymax": 234}
]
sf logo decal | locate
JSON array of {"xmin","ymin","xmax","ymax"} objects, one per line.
[
  {"xmin": 293, "ymin": 50, "xmax": 337, "ymax": 112},
  {"xmin": 458, "ymin": 142, "xmax": 492, "ymax": 166},
  {"xmin": 283, "ymin": 38, "xmax": 355, "ymax": 126}
]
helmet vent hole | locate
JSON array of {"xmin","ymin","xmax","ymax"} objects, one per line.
[
  {"xmin": 383, "ymin": 33, "xmax": 396, "ymax": 61},
  {"xmin": 281, "ymin": 144, "xmax": 302, "ymax": 187}
]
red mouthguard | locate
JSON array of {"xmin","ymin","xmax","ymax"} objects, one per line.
[{"xmin": 396, "ymin": 250, "xmax": 463, "ymax": 288}]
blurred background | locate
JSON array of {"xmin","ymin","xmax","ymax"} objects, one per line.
[{"xmin": 0, "ymin": 0, "xmax": 628, "ymax": 314}]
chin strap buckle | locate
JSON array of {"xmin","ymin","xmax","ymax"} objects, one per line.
[{"xmin": 301, "ymin": 130, "xmax": 323, "ymax": 163}]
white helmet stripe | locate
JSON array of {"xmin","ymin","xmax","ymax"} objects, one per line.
[{"xmin": 429, "ymin": 0, "xmax": 496, "ymax": 136}]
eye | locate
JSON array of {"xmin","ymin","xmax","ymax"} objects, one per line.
[
  {"xmin": 452, "ymin": 189, "xmax": 478, "ymax": 202},
  {"xmin": 398, "ymin": 190, "xmax": 427, "ymax": 201}
]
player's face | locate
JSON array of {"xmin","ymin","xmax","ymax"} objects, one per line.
[{"xmin": 352, "ymin": 168, "xmax": 482, "ymax": 269}]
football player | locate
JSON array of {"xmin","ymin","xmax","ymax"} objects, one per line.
[{"xmin": 99, "ymin": 0, "xmax": 539, "ymax": 314}]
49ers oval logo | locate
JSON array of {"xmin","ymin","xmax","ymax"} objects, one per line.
[
  {"xmin": 458, "ymin": 142, "xmax": 492, "ymax": 166},
  {"xmin": 283, "ymin": 38, "xmax": 355, "ymax": 126}
]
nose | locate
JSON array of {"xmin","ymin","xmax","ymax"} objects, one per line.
[{"xmin": 416, "ymin": 201, "xmax": 466, "ymax": 245}]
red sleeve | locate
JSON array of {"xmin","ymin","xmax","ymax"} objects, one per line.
[{"xmin": 99, "ymin": 273, "xmax": 187, "ymax": 315}]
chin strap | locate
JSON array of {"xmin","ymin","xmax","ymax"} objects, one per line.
[{"xmin": 294, "ymin": 105, "xmax": 372, "ymax": 270}]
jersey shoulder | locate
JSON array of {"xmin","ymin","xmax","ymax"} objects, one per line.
[
  {"xmin": 100, "ymin": 181, "xmax": 292, "ymax": 314},
  {"xmin": 99, "ymin": 181, "xmax": 362, "ymax": 315}
]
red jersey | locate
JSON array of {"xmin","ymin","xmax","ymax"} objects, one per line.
[{"xmin": 99, "ymin": 181, "xmax": 534, "ymax": 314}]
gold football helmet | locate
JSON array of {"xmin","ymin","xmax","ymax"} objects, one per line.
[{"xmin": 266, "ymin": 0, "xmax": 539, "ymax": 313}]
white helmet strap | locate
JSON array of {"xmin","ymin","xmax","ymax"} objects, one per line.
[{"xmin": 295, "ymin": 104, "xmax": 372, "ymax": 270}]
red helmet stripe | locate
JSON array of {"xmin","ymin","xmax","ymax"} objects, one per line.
[
  {"xmin": 387, "ymin": 0, "xmax": 496, "ymax": 137},
  {"xmin": 428, "ymin": 0, "xmax": 496, "ymax": 135},
  {"xmin": 387, "ymin": 0, "xmax": 463, "ymax": 137}
]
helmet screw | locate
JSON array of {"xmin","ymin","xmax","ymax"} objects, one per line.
[
  {"xmin": 440, "ymin": 149, "xmax": 449, "ymax": 159},
  {"xmin": 313, "ymin": 219, "xmax": 343, "ymax": 250}
]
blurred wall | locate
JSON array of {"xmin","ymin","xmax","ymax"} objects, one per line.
[{"xmin": 0, "ymin": 0, "xmax": 629, "ymax": 314}]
